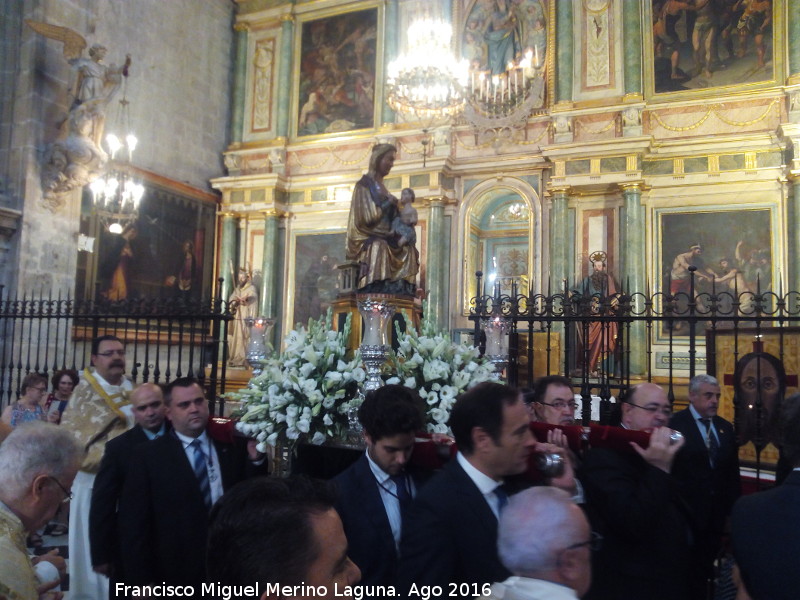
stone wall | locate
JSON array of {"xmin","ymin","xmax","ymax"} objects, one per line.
[{"xmin": 0, "ymin": 0, "xmax": 234, "ymax": 294}]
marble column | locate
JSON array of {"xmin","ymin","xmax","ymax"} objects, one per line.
[
  {"xmin": 260, "ymin": 210, "xmax": 279, "ymax": 318},
  {"xmin": 788, "ymin": 174, "xmax": 800, "ymax": 292},
  {"xmin": 382, "ymin": 0, "xmax": 399, "ymax": 125},
  {"xmin": 622, "ymin": 0, "xmax": 643, "ymax": 98},
  {"xmin": 218, "ymin": 213, "xmax": 238, "ymax": 303},
  {"xmin": 276, "ymin": 14, "xmax": 294, "ymax": 139},
  {"xmin": 230, "ymin": 23, "xmax": 249, "ymax": 145},
  {"xmin": 426, "ymin": 198, "xmax": 445, "ymax": 329},
  {"xmin": 789, "ymin": 0, "xmax": 800, "ymax": 80},
  {"xmin": 620, "ymin": 183, "xmax": 646, "ymax": 374},
  {"xmin": 549, "ymin": 187, "xmax": 570, "ymax": 286},
  {"xmin": 555, "ymin": 1, "xmax": 574, "ymax": 105}
]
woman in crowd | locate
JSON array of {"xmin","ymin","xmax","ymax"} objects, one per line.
[
  {"xmin": 44, "ymin": 369, "xmax": 79, "ymax": 424},
  {"xmin": 1, "ymin": 373, "xmax": 48, "ymax": 427}
]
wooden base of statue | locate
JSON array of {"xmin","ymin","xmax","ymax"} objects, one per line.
[{"xmin": 331, "ymin": 292, "xmax": 423, "ymax": 353}]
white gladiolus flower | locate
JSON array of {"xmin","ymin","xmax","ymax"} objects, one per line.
[
  {"xmin": 266, "ymin": 432, "xmax": 278, "ymax": 446},
  {"xmin": 297, "ymin": 418, "xmax": 311, "ymax": 433},
  {"xmin": 311, "ymin": 431, "xmax": 326, "ymax": 445},
  {"xmin": 386, "ymin": 377, "xmax": 401, "ymax": 385},
  {"xmin": 404, "ymin": 377, "xmax": 417, "ymax": 389},
  {"xmin": 323, "ymin": 413, "xmax": 333, "ymax": 426}
]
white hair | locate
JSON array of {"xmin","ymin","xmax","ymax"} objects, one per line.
[
  {"xmin": 497, "ymin": 487, "xmax": 583, "ymax": 576},
  {"xmin": 689, "ymin": 374, "xmax": 719, "ymax": 394},
  {"xmin": 0, "ymin": 422, "xmax": 82, "ymax": 500}
]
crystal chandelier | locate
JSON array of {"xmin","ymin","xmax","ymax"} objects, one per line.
[
  {"xmin": 90, "ymin": 86, "xmax": 144, "ymax": 234},
  {"xmin": 386, "ymin": 19, "xmax": 469, "ymax": 121}
]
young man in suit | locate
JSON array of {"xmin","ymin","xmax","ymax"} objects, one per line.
[
  {"xmin": 333, "ymin": 385, "xmax": 426, "ymax": 591},
  {"xmin": 580, "ymin": 383, "xmax": 692, "ymax": 600},
  {"xmin": 732, "ymin": 393, "xmax": 800, "ymax": 600},
  {"xmin": 670, "ymin": 374, "xmax": 741, "ymax": 598},
  {"xmin": 117, "ymin": 377, "xmax": 266, "ymax": 589},
  {"xmin": 396, "ymin": 382, "xmax": 576, "ymax": 597},
  {"xmin": 89, "ymin": 383, "xmax": 167, "ymax": 585}
]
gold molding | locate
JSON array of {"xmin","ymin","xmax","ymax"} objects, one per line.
[
  {"xmin": 626, "ymin": 155, "xmax": 638, "ymax": 172},
  {"xmin": 590, "ymin": 158, "xmax": 601, "ymax": 175},
  {"xmin": 673, "ymin": 158, "xmax": 685, "ymax": 175},
  {"xmin": 548, "ymin": 185, "xmax": 571, "ymax": 195},
  {"xmin": 233, "ymin": 22, "xmax": 250, "ymax": 32},
  {"xmin": 618, "ymin": 182, "xmax": 644, "ymax": 193},
  {"xmin": 744, "ymin": 152, "xmax": 757, "ymax": 171}
]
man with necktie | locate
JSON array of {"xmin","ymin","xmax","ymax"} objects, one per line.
[
  {"xmin": 397, "ymin": 382, "xmax": 576, "ymax": 598},
  {"xmin": 670, "ymin": 374, "xmax": 741, "ymax": 599},
  {"xmin": 90, "ymin": 383, "xmax": 168, "ymax": 590},
  {"xmin": 117, "ymin": 377, "xmax": 267, "ymax": 589},
  {"xmin": 333, "ymin": 385, "xmax": 427, "ymax": 592}
]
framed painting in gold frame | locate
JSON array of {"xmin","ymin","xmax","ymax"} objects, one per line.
[
  {"xmin": 643, "ymin": 0, "xmax": 785, "ymax": 100},
  {"xmin": 287, "ymin": 231, "xmax": 347, "ymax": 331},
  {"xmin": 291, "ymin": 2, "xmax": 383, "ymax": 140},
  {"xmin": 654, "ymin": 203, "xmax": 778, "ymax": 344}
]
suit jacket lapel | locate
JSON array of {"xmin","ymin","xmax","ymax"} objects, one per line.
[
  {"xmin": 448, "ymin": 460, "xmax": 499, "ymax": 538},
  {"xmin": 353, "ymin": 455, "xmax": 396, "ymax": 553}
]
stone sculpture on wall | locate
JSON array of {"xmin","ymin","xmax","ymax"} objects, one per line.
[{"xmin": 26, "ymin": 20, "xmax": 131, "ymax": 208}]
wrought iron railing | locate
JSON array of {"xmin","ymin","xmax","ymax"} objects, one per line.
[
  {"xmin": 469, "ymin": 268, "xmax": 798, "ymax": 475},
  {"xmin": 0, "ymin": 283, "xmax": 233, "ymax": 414}
]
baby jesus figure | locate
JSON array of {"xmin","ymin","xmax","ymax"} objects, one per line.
[{"xmin": 392, "ymin": 187, "xmax": 417, "ymax": 248}]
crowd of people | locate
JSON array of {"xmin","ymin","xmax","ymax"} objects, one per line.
[{"xmin": 0, "ymin": 333, "xmax": 798, "ymax": 600}]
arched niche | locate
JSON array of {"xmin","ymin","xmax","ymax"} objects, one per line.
[{"xmin": 459, "ymin": 178, "xmax": 541, "ymax": 315}]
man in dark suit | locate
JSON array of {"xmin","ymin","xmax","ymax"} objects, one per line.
[
  {"xmin": 731, "ymin": 393, "xmax": 800, "ymax": 600},
  {"xmin": 670, "ymin": 374, "xmax": 741, "ymax": 598},
  {"xmin": 117, "ymin": 377, "xmax": 266, "ymax": 589},
  {"xmin": 580, "ymin": 383, "xmax": 693, "ymax": 600},
  {"xmin": 333, "ymin": 385, "xmax": 426, "ymax": 591},
  {"xmin": 89, "ymin": 383, "xmax": 167, "ymax": 584},
  {"xmin": 396, "ymin": 382, "xmax": 576, "ymax": 597}
]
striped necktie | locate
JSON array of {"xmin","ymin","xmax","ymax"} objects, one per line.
[{"xmin": 190, "ymin": 439, "xmax": 212, "ymax": 510}]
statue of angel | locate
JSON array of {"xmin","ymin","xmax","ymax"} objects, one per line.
[
  {"xmin": 26, "ymin": 20, "xmax": 131, "ymax": 205},
  {"xmin": 26, "ymin": 20, "xmax": 131, "ymax": 147}
]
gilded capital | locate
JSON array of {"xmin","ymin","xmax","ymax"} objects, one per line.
[
  {"xmin": 280, "ymin": 13, "xmax": 294, "ymax": 24},
  {"xmin": 233, "ymin": 22, "xmax": 250, "ymax": 33},
  {"xmin": 619, "ymin": 181, "xmax": 644, "ymax": 193}
]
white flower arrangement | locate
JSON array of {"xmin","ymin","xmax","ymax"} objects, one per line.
[
  {"xmin": 232, "ymin": 309, "xmax": 364, "ymax": 451},
  {"xmin": 385, "ymin": 306, "xmax": 499, "ymax": 434}
]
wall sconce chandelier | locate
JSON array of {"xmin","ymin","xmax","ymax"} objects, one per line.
[{"xmin": 90, "ymin": 85, "xmax": 144, "ymax": 234}]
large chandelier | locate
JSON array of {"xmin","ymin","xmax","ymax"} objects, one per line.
[
  {"xmin": 386, "ymin": 19, "xmax": 469, "ymax": 121},
  {"xmin": 463, "ymin": 47, "xmax": 546, "ymax": 143},
  {"xmin": 90, "ymin": 87, "xmax": 144, "ymax": 234}
]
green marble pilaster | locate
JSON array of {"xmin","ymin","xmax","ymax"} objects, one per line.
[
  {"xmin": 622, "ymin": 0, "xmax": 643, "ymax": 97},
  {"xmin": 621, "ymin": 183, "xmax": 646, "ymax": 374},
  {"xmin": 555, "ymin": 1, "xmax": 574, "ymax": 104},
  {"xmin": 789, "ymin": 177, "xmax": 800, "ymax": 292},
  {"xmin": 276, "ymin": 15, "xmax": 294, "ymax": 138},
  {"xmin": 549, "ymin": 188, "xmax": 570, "ymax": 286},
  {"xmin": 426, "ymin": 199, "xmax": 445, "ymax": 329},
  {"xmin": 382, "ymin": 0, "xmax": 399, "ymax": 125},
  {"xmin": 790, "ymin": 0, "xmax": 800, "ymax": 78},
  {"xmin": 230, "ymin": 24, "xmax": 249, "ymax": 144},
  {"xmin": 219, "ymin": 213, "xmax": 238, "ymax": 303},
  {"xmin": 260, "ymin": 211, "xmax": 279, "ymax": 318}
]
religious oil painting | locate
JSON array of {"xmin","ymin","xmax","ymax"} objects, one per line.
[
  {"xmin": 291, "ymin": 232, "xmax": 346, "ymax": 329},
  {"xmin": 295, "ymin": 7, "xmax": 379, "ymax": 138},
  {"xmin": 461, "ymin": 0, "xmax": 549, "ymax": 105},
  {"xmin": 647, "ymin": 0, "xmax": 783, "ymax": 97},
  {"xmin": 76, "ymin": 183, "xmax": 217, "ymax": 305},
  {"xmin": 656, "ymin": 206, "xmax": 775, "ymax": 340}
]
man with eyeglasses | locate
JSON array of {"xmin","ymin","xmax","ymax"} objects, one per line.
[
  {"xmin": 580, "ymin": 382, "xmax": 694, "ymax": 600},
  {"xmin": 61, "ymin": 334, "xmax": 134, "ymax": 600},
  {"xmin": 670, "ymin": 374, "xmax": 741, "ymax": 599},
  {"xmin": 0, "ymin": 422, "xmax": 82, "ymax": 600},
  {"xmin": 479, "ymin": 487, "xmax": 594, "ymax": 600},
  {"xmin": 527, "ymin": 376, "xmax": 577, "ymax": 426}
]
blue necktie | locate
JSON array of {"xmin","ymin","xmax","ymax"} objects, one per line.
[
  {"xmin": 495, "ymin": 485, "xmax": 509, "ymax": 514},
  {"xmin": 391, "ymin": 473, "xmax": 411, "ymax": 514},
  {"xmin": 191, "ymin": 439, "xmax": 212, "ymax": 510}
]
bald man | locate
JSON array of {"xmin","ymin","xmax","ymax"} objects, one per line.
[
  {"xmin": 89, "ymin": 383, "xmax": 167, "ymax": 584},
  {"xmin": 580, "ymin": 383, "xmax": 694, "ymax": 600}
]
